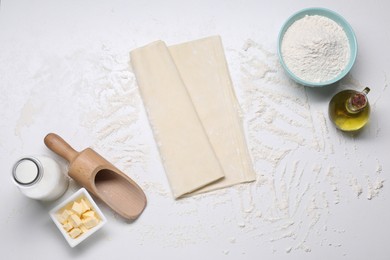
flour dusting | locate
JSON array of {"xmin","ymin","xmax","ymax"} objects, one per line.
[
  {"xmin": 75, "ymin": 45, "xmax": 149, "ymax": 175},
  {"xmin": 227, "ymin": 39, "xmax": 386, "ymax": 253}
]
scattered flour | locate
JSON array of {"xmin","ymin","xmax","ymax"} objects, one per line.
[
  {"xmin": 281, "ymin": 15, "xmax": 350, "ymax": 83},
  {"xmin": 366, "ymin": 179, "xmax": 385, "ymax": 200},
  {"xmin": 14, "ymin": 100, "xmax": 43, "ymax": 137},
  {"xmin": 228, "ymin": 38, "xmax": 385, "ymax": 254},
  {"xmin": 348, "ymin": 175, "xmax": 363, "ymax": 198}
]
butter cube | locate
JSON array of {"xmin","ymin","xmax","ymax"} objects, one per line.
[
  {"xmin": 69, "ymin": 228, "xmax": 82, "ymax": 239},
  {"xmin": 80, "ymin": 199, "xmax": 91, "ymax": 212},
  {"xmin": 57, "ymin": 214, "xmax": 67, "ymax": 224},
  {"xmin": 57, "ymin": 209, "xmax": 72, "ymax": 224},
  {"xmin": 83, "ymin": 217, "xmax": 99, "ymax": 229},
  {"xmin": 82, "ymin": 210, "xmax": 96, "ymax": 219},
  {"xmin": 63, "ymin": 221, "xmax": 74, "ymax": 232},
  {"xmin": 79, "ymin": 224, "xmax": 88, "ymax": 233},
  {"xmin": 71, "ymin": 201, "xmax": 84, "ymax": 216},
  {"xmin": 69, "ymin": 214, "xmax": 82, "ymax": 227}
]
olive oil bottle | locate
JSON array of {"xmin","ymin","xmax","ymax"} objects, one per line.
[{"xmin": 328, "ymin": 87, "xmax": 370, "ymax": 131}]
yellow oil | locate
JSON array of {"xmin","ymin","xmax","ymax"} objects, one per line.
[{"xmin": 328, "ymin": 89, "xmax": 370, "ymax": 131}]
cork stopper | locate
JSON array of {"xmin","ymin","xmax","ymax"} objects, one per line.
[{"xmin": 347, "ymin": 87, "xmax": 370, "ymax": 113}]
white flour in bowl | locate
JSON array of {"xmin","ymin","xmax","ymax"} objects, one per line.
[{"xmin": 281, "ymin": 15, "xmax": 350, "ymax": 83}]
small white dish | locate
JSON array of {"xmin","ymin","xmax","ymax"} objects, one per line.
[{"xmin": 49, "ymin": 188, "xmax": 107, "ymax": 247}]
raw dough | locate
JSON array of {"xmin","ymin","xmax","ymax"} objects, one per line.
[
  {"xmin": 130, "ymin": 41, "xmax": 224, "ymax": 198},
  {"xmin": 130, "ymin": 36, "xmax": 256, "ymax": 198},
  {"xmin": 168, "ymin": 36, "xmax": 256, "ymax": 194}
]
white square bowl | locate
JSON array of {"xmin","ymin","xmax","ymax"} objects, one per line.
[{"xmin": 49, "ymin": 188, "xmax": 107, "ymax": 247}]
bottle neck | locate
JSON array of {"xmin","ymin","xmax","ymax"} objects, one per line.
[
  {"xmin": 12, "ymin": 157, "xmax": 43, "ymax": 186},
  {"xmin": 346, "ymin": 87, "xmax": 370, "ymax": 113}
]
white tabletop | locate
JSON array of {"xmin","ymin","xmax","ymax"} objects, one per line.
[{"xmin": 1, "ymin": 0, "xmax": 389, "ymax": 259}]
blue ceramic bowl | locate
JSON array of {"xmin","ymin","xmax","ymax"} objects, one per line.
[{"xmin": 277, "ymin": 8, "xmax": 357, "ymax": 87}]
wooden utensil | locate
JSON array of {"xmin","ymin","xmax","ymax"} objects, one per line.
[{"xmin": 44, "ymin": 133, "xmax": 147, "ymax": 220}]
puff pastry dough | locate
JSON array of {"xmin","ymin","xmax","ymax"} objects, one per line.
[{"xmin": 130, "ymin": 36, "xmax": 255, "ymax": 198}]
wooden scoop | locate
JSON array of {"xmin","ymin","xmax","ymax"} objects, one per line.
[{"xmin": 44, "ymin": 133, "xmax": 147, "ymax": 220}]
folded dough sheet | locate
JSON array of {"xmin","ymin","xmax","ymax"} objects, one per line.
[{"xmin": 130, "ymin": 36, "xmax": 256, "ymax": 198}]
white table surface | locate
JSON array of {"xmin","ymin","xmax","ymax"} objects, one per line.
[{"xmin": 1, "ymin": 0, "xmax": 389, "ymax": 259}]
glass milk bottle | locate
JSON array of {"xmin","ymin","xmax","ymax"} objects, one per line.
[{"xmin": 12, "ymin": 156, "xmax": 69, "ymax": 201}]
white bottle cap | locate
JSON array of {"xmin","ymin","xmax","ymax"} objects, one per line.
[{"xmin": 12, "ymin": 157, "xmax": 42, "ymax": 186}]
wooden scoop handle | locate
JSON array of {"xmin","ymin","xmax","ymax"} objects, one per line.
[{"xmin": 44, "ymin": 133, "xmax": 79, "ymax": 163}]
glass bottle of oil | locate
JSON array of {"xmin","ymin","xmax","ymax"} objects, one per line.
[{"xmin": 328, "ymin": 87, "xmax": 370, "ymax": 131}]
